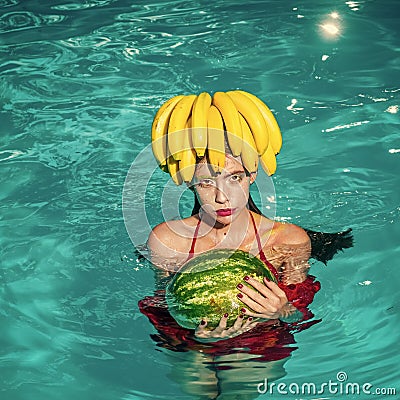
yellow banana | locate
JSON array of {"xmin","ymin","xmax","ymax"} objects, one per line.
[
  {"xmin": 168, "ymin": 94, "xmax": 197, "ymax": 160},
  {"xmin": 259, "ymin": 144, "xmax": 277, "ymax": 176},
  {"xmin": 207, "ymin": 105, "xmax": 225, "ymax": 173},
  {"xmin": 237, "ymin": 90, "xmax": 282, "ymax": 155},
  {"xmin": 166, "ymin": 152, "xmax": 182, "ymax": 185},
  {"xmin": 238, "ymin": 114, "xmax": 258, "ymax": 173},
  {"xmin": 179, "ymin": 117, "xmax": 197, "ymax": 183},
  {"xmin": 151, "ymin": 95, "xmax": 184, "ymax": 166},
  {"xmin": 158, "ymin": 163, "xmax": 169, "ymax": 173},
  {"xmin": 212, "ymin": 92, "xmax": 242, "ymax": 156},
  {"xmin": 191, "ymin": 92, "xmax": 211, "ymax": 157},
  {"xmin": 227, "ymin": 91, "xmax": 269, "ymax": 155}
]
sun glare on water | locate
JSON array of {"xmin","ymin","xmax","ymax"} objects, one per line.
[
  {"xmin": 318, "ymin": 10, "xmax": 342, "ymax": 39},
  {"xmin": 321, "ymin": 23, "xmax": 340, "ymax": 36}
]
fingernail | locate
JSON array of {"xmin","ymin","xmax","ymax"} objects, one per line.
[
  {"xmin": 248, "ymin": 317, "xmax": 253, "ymax": 321},
  {"xmin": 200, "ymin": 320, "xmax": 206, "ymax": 325},
  {"xmin": 241, "ymin": 308, "xmax": 246, "ymax": 313},
  {"xmin": 223, "ymin": 313, "xmax": 228, "ymax": 318},
  {"xmin": 264, "ymin": 276, "xmax": 270, "ymax": 282},
  {"xmin": 239, "ymin": 314, "xmax": 244, "ymax": 318},
  {"xmin": 237, "ymin": 293, "xmax": 243, "ymax": 299},
  {"xmin": 237, "ymin": 283, "xmax": 243, "ymax": 289},
  {"xmin": 244, "ymin": 276, "xmax": 250, "ymax": 281}
]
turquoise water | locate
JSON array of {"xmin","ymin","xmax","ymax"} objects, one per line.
[{"xmin": 1, "ymin": 0, "xmax": 399, "ymax": 399}]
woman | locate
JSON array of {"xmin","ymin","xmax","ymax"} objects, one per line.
[
  {"xmin": 147, "ymin": 151, "xmax": 318, "ymax": 339},
  {"xmin": 138, "ymin": 91, "xmax": 352, "ymax": 398},
  {"xmin": 143, "ymin": 90, "xmax": 332, "ymax": 341},
  {"xmin": 141, "ymin": 90, "xmax": 353, "ymax": 342}
]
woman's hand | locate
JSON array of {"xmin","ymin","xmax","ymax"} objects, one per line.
[
  {"xmin": 237, "ymin": 276, "xmax": 297, "ymax": 320},
  {"xmin": 194, "ymin": 313, "xmax": 259, "ymax": 341}
]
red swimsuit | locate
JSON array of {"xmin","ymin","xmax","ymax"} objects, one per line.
[{"xmin": 139, "ymin": 213, "xmax": 321, "ymax": 361}]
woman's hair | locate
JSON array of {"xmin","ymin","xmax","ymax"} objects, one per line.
[{"xmin": 190, "ymin": 190, "xmax": 354, "ymax": 265}]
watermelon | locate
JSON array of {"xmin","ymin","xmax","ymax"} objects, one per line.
[{"xmin": 166, "ymin": 249, "xmax": 277, "ymax": 329}]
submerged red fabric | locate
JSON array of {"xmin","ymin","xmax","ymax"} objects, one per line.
[{"xmin": 138, "ymin": 275, "xmax": 321, "ymax": 362}]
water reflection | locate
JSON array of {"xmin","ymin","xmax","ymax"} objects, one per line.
[
  {"xmin": 139, "ymin": 290, "xmax": 319, "ymax": 399},
  {"xmin": 320, "ymin": 22, "xmax": 340, "ymax": 36},
  {"xmin": 166, "ymin": 350, "xmax": 287, "ymax": 399}
]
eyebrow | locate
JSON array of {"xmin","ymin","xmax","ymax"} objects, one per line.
[
  {"xmin": 196, "ymin": 174, "xmax": 217, "ymax": 181},
  {"xmin": 226, "ymin": 170, "xmax": 246, "ymax": 177},
  {"xmin": 196, "ymin": 170, "xmax": 245, "ymax": 180}
]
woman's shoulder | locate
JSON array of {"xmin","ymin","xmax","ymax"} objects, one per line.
[
  {"xmin": 146, "ymin": 216, "xmax": 198, "ymax": 269},
  {"xmin": 273, "ymin": 221, "xmax": 310, "ymax": 247},
  {"xmin": 256, "ymin": 214, "xmax": 310, "ymax": 247},
  {"xmin": 148, "ymin": 217, "xmax": 198, "ymax": 247}
]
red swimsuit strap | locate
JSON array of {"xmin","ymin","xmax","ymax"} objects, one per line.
[
  {"xmin": 186, "ymin": 213, "xmax": 279, "ymax": 281},
  {"xmin": 186, "ymin": 217, "xmax": 201, "ymax": 262},
  {"xmin": 248, "ymin": 211, "xmax": 279, "ymax": 280}
]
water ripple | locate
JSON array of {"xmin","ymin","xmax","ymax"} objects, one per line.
[
  {"xmin": 0, "ymin": 149, "xmax": 24, "ymax": 161},
  {"xmin": 0, "ymin": 11, "xmax": 65, "ymax": 34},
  {"xmin": 1, "ymin": 0, "xmax": 399, "ymax": 398},
  {"xmin": 52, "ymin": 0, "xmax": 118, "ymax": 11},
  {"xmin": 0, "ymin": 0, "xmax": 19, "ymax": 8}
]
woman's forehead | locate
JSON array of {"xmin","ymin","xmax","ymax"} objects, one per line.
[{"xmin": 195, "ymin": 154, "xmax": 244, "ymax": 176}]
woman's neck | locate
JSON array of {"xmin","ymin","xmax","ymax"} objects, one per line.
[{"xmin": 198, "ymin": 208, "xmax": 251, "ymax": 247}]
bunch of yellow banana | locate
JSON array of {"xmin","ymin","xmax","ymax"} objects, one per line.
[{"xmin": 151, "ymin": 90, "xmax": 282, "ymax": 185}]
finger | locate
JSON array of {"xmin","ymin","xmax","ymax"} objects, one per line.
[
  {"xmin": 228, "ymin": 317, "xmax": 259, "ymax": 336},
  {"xmin": 210, "ymin": 328, "xmax": 231, "ymax": 339},
  {"xmin": 241, "ymin": 276, "xmax": 288, "ymax": 307},
  {"xmin": 263, "ymin": 277, "xmax": 288, "ymax": 299},
  {"xmin": 212, "ymin": 313, "xmax": 229, "ymax": 333},
  {"xmin": 242, "ymin": 316, "xmax": 258, "ymax": 330},
  {"xmin": 242, "ymin": 275, "xmax": 275, "ymax": 298},
  {"xmin": 232, "ymin": 314, "xmax": 245, "ymax": 330},
  {"xmin": 194, "ymin": 319, "xmax": 208, "ymax": 336},
  {"xmin": 237, "ymin": 291, "xmax": 276, "ymax": 314},
  {"xmin": 223, "ymin": 316, "xmax": 260, "ymax": 337},
  {"xmin": 242, "ymin": 321, "xmax": 260, "ymax": 333},
  {"xmin": 224, "ymin": 316, "xmax": 244, "ymax": 336},
  {"xmin": 237, "ymin": 282, "xmax": 272, "ymax": 305},
  {"xmin": 239, "ymin": 306, "xmax": 278, "ymax": 320}
]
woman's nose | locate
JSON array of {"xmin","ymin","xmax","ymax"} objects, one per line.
[{"xmin": 215, "ymin": 186, "xmax": 228, "ymax": 204}]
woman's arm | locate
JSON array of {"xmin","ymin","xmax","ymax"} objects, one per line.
[
  {"xmin": 236, "ymin": 224, "xmax": 319, "ymax": 322},
  {"xmin": 273, "ymin": 224, "xmax": 311, "ymax": 286},
  {"xmin": 147, "ymin": 222, "xmax": 188, "ymax": 272}
]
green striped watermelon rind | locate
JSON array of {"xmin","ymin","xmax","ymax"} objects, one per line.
[{"xmin": 166, "ymin": 249, "xmax": 277, "ymax": 330}]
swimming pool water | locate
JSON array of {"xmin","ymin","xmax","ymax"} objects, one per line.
[{"xmin": 1, "ymin": 0, "xmax": 399, "ymax": 399}]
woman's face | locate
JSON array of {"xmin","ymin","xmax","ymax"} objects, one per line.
[{"xmin": 192, "ymin": 155, "xmax": 255, "ymax": 224}]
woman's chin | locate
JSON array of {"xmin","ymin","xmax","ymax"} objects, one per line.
[
  {"xmin": 215, "ymin": 215, "xmax": 234, "ymax": 225},
  {"xmin": 215, "ymin": 211, "xmax": 241, "ymax": 225}
]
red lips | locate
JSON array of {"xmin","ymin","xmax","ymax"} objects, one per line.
[{"xmin": 216, "ymin": 208, "xmax": 235, "ymax": 216}]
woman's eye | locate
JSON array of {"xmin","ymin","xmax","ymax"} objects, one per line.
[
  {"xmin": 199, "ymin": 179, "xmax": 214, "ymax": 187},
  {"xmin": 230, "ymin": 174, "xmax": 243, "ymax": 183}
]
